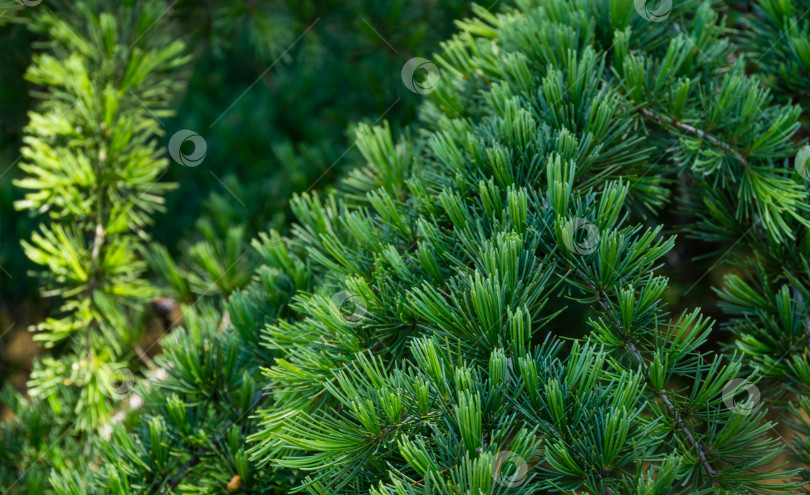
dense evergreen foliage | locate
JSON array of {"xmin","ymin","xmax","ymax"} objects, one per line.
[{"xmin": 2, "ymin": 0, "xmax": 810, "ymax": 493}]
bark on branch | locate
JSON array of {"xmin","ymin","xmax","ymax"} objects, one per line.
[{"xmin": 638, "ymin": 107, "xmax": 750, "ymax": 167}]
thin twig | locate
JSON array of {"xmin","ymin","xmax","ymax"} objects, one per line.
[
  {"xmin": 582, "ymin": 277, "xmax": 719, "ymax": 484},
  {"xmin": 626, "ymin": 340, "xmax": 718, "ymax": 481},
  {"xmin": 638, "ymin": 107, "xmax": 750, "ymax": 167}
]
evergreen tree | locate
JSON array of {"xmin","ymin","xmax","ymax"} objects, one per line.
[
  {"xmin": 4, "ymin": 0, "xmax": 810, "ymax": 493},
  {"xmin": 1, "ymin": 0, "xmax": 483, "ymax": 493},
  {"xmin": 1, "ymin": 0, "xmax": 189, "ymax": 490},
  {"xmin": 144, "ymin": 0, "xmax": 477, "ymax": 306},
  {"xmin": 78, "ymin": 0, "xmax": 810, "ymax": 493},
  {"xmin": 14, "ymin": 0, "xmax": 189, "ymax": 422}
]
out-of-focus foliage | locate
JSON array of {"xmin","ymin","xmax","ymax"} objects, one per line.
[
  {"xmin": 2, "ymin": 0, "xmax": 190, "ymax": 490},
  {"xmin": 151, "ymin": 0, "xmax": 474, "ymax": 303}
]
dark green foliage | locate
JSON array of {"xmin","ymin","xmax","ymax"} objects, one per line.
[
  {"xmin": 736, "ymin": 0, "xmax": 810, "ymax": 106},
  {"xmin": 4, "ymin": 0, "xmax": 810, "ymax": 494},
  {"xmin": 1, "ymin": 0, "xmax": 481, "ymax": 493},
  {"xmin": 149, "ymin": 0, "xmax": 475, "ymax": 292},
  {"xmin": 0, "ymin": 2, "xmax": 36, "ymax": 295}
]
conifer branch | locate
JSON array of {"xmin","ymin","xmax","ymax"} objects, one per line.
[
  {"xmin": 584, "ymin": 277, "xmax": 720, "ymax": 484},
  {"xmin": 625, "ymin": 339, "xmax": 718, "ymax": 482},
  {"xmin": 6, "ymin": 0, "xmax": 809, "ymax": 493},
  {"xmin": 638, "ymin": 108, "xmax": 750, "ymax": 167}
]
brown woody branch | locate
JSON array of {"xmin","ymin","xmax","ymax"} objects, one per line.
[{"xmin": 638, "ymin": 107, "xmax": 750, "ymax": 167}]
